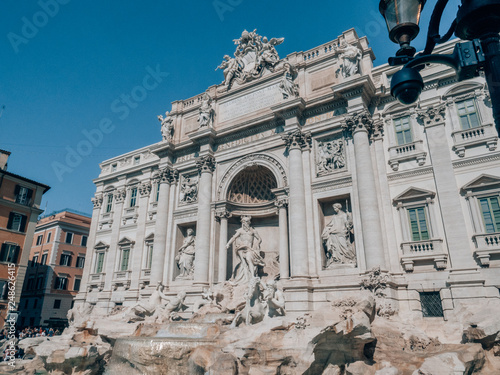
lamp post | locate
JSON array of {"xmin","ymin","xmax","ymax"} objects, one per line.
[{"xmin": 379, "ymin": 0, "xmax": 500, "ymax": 134}]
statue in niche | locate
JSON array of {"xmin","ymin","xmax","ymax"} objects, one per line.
[
  {"xmin": 175, "ymin": 229, "xmax": 196, "ymax": 279},
  {"xmin": 154, "ymin": 291, "xmax": 187, "ymax": 323},
  {"xmin": 279, "ymin": 62, "xmax": 299, "ymax": 99},
  {"xmin": 125, "ymin": 282, "xmax": 169, "ymax": 322},
  {"xmin": 158, "ymin": 111, "xmax": 174, "ymax": 141},
  {"xmin": 317, "ymin": 140, "xmax": 346, "ymax": 174},
  {"xmin": 179, "ymin": 176, "xmax": 198, "ymax": 203},
  {"xmin": 321, "ymin": 203, "xmax": 356, "ymax": 268},
  {"xmin": 197, "ymin": 93, "xmax": 214, "ymax": 128},
  {"xmin": 263, "ymin": 280, "xmax": 285, "ymax": 318},
  {"xmin": 337, "ymin": 42, "xmax": 362, "ymax": 78},
  {"xmin": 227, "ymin": 216, "xmax": 265, "ymax": 285}
]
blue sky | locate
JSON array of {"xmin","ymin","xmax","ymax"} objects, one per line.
[{"xmin": 0, "ymin": 0, "xmax": 459, "ymax": 216}]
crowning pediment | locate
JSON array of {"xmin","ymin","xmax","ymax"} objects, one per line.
[
  {"xmin": 393, "ymin": 187, "xmax": 435, "ymax": 203},
  {"xmin": 94, "ymin": 241, "xmax": 109, "ymax": 250},
  {"xmin": 461, "ymin": 174, "xmax": 500, "ymax": 192},
  {"xmin": 118, "ymin": 237, "xmax": 135, "ymax": 246},
  {"xmin": 144, "ymin": 233, "xmax": 154, "ymax": 242}
]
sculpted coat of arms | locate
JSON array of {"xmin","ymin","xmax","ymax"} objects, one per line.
[{"xmin": 216, "ymin": 29, "xmax": 284, "ymax": 89}]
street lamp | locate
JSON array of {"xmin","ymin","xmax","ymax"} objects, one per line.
[
  {"xmin": 379, "ymin": 0, "xmax": 427, "ymax": 56},
  {"xmin": 379, "ymin": 0, "xmax": 500, "ymax": 134}
]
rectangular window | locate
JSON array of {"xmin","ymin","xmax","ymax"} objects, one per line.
[
  {"xmin": 81, "ymin": 236, "xmax": 88, "ymax": 247},
  {"xmin": 36, "ymin": 276, "xmax": 44, "ymax": 290},
  {"xmin": 420, "ymin": 292, "xmax": 444, "ymax": 317},
  {"xmin": 134, "ymin": 156, "xmax": 140, "ymax": 165},
  {"xmin": 0, "ymin": 280, "xmax": 8, "ymax": 300},
  {"xmin": 33, "ymin": 299, "xmax": 38, "ymax": 308},
  {"xmin": 479, "ymin": 196, "xmax": 500, "ymax": 233},
  {"xmin": 76, "ymin": 256, "xmax": 85, "ymax": 268},
  {"xmin": 54, "ymin": 277, "xmax": 67, "ymax": 290},
  {"xmin": 27, "ymin": 277, "xmax": 35, "ymax": 290},
  {"xmin": 394, "ymin": 116, "xmax": 413, "ymax": 145},
  {"xmin": 74, "ymin": 278, "xmax": 81, "ymax": 291},
  {"xmin": 106, "ymin": 193, "xmax": 113, "ymax": 213},
  {"xmin": 129, "ymin": 188, "xmax": 137, "ymax": 207},
  {"xmin": 41, "ymin": 253, "xmax": 48, "ymax": 265},
  {"xmin": 7, "ymin": 212, "xmax": 27, "ymax": 232},
  {"xmin": 47, "ymin": 232, "xmax": 52, "ymax": 243},
  {"xmin": 95, "ymin": 252, "xmax": 105, "ymax": 273},
  {"xmin": 24, "ymin": 299, "xmax": 29, "ymax": 309},
  {"xmin": 36, "ymin": 235, "xmax": 43, "ymax": 246},
  {"xmin": 31, "ymin": 255, "xmax": 39, "ymax": 266},
  {"xmin": 15, "ymin": 186, "xmax": 33, "ymax": 206},
  {"xmin": 156, "ymin": 183, "xmax": 160, "ymax": 202},
  {"xmin": 146, "ymin": 244, "xmax": 154, "ymax": 269},
  {"xmin": 53, "ymin": 299, "xmax": 61, "ymax": 309},
  {"xmin": 0, "ymin": 243, "xmax": 20, "ymax": 263},
  {"xmin": 408, "ymin": 207, "xmax": 430, "ymax": 241},
  {"xmin": 120, "ymin": 248, "xmax": 130, "ymax": 271},
  {"xmin": 65, "ymin": 232, "xmax": 73, "ymax": 244},
  {"xmin": 456, "ymin": 99, "xmax": 480, "ymax": 129},
  {"xmin": 59, "ymin": 254, "xmax": 72, "ymax": 267},
  {"xmin": 111, "ymin": 164, "xmax": 117, "ymax": 172}
]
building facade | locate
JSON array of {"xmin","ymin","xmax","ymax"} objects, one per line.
[
  {"xmin": 77, "ymin": 29, "xmax": 500, "ymax": 320},
  {"xmin": 19, "ymin": 210, "xmax": 90, "ymax": 328},
  {"xmin": 0, "ymin": 150, "xmax": 50, "ymax": 327}
]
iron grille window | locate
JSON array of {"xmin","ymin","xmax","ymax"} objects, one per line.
[{"xmin": 420, "ymin": 292, "xmax": 444, "ymax": 317}]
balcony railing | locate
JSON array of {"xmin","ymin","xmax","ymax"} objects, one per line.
[
  {"xmin": 452, "ymin": 123, "xmax": 498, "ymax": 157},
  {"xmin": 400, "ymin": 239, "xmax": 447, "ymax": 272},
  {"xmin": 388, "ymin": 140, "xmax": 426, "ymax": 171},
  {"xmin": 472, "ymin": 232, "xmax": 500, "ymax": 266}
]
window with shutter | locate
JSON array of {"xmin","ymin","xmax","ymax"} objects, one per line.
[{"xmin": 479, "ymin": 196, "xmax": 500, "ymax": 233}]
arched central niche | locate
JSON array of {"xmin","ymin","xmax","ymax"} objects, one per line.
[{"xmin": 227, "ymin": 165, "xmax": 277, "ymax": 204}]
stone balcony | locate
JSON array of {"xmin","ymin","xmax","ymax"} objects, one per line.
[
  {"xmin": 451, "ymin": 123, "xmax": 498, "ymax": 157},
  {"xmin": 112, "ymin": 270, "xmax": 132, "ymax": 290},
  {"xmin": 472, "ymin": 232, "xmax": 500, "ymax": 266},
  {"xmin": 88, "ymin": 273, "xmax": 105, "ymax": 291},
  {"xmin": 388, "ymin": 140, "xmax": 427, "ymax": 171},
  {"xmin": 400, "ymin": 239, "xmax": 447, "ymax": 272}
]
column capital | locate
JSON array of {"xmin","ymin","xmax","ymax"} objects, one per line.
[
  {"xmin": 370, "ymin": 114, "xmax": 384, "ymax": 141},
  {"xmin": 341, "ymin": 111, "xmax": 376, "ymax": 136},
  {"xmin": 215, "ymin": 208, "xmax": 232, "ymax": 221},
  {"xmin": 153, "ymin": 167, "xmax": 179, "ymax": 184},
  {"xmin": 416, "ymin": 103, "xmax": 447, "ymax": 127},
  {"xmin": 281, "ymin": 130, "xmax": 311, "ymax": 151},
  {"xmin": 113, "ymin": 188, "xmax": 126, "ymax": 203},
  {"xmin": 196, "ymin": 155, "xmax": 216, "ymax": 174},
  {"xmin": 139, "ymin": 181, "xmax": 152, "ymax": 197},
  {"xmin": 274, "ymin": 196, "xmax": 289, "ymax": 208},
  {"xmin": 91, "ymin": 193, "xmax": 103, "ymax": 209}
]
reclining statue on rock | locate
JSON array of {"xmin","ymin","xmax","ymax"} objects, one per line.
[
  {"xmin": 230, "ymin": 277, "xmax": 267, "ymax": 328},
  {"xmin": 153, "ymin": 291, "xmax": 188, "ymax": 323},
  {"xmin": 124, "ymin": 282, "xmax": 169, "ymax": 322}
]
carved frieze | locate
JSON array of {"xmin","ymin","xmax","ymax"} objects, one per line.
[
  {"xmin": 139, "ymin": 182, "xmax": 152, "ymax": 197},
  {"xmin": 179, "ymin": 175, "xmax": 198, "ymax": 204},
  {"xmin": 113, "ymin": 189, "xmax": 126, "ymax": 203},
  {"xmin": 316, "ymin": 138, "xmax": 346, "ymax": 176},
  {"xmin": 417, "ymin": 103, "xmax": 447, "ymax": 127}
]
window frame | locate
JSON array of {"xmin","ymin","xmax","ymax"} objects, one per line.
[
  {"xmin": 15, "ymin": 185, "xmax": 33, "ymax": 206},
  {"xmin": 59, "ymin": 253, "xmax": 72, "ymax": 267},
  {"xmin": 106, "ymin": 193, "xmax": 113, "ymax": 213},
  {"xmin": 7, "ymin": 212, "xmax": 27, "ymax": 232},
  {"xmin": 54, "ymin": 276, "xmax": 68, "ymax": 290},
  {"xmin": 76, "ymin": 256, "xmax": 85, "ymax": 268},
  {"xmin": 81, "ymin": 235, "xmax": 88, "ymax": 247},
  {"xmin": 65, "ymin": 232, "xmax": 73, "ymax": 244},
  {"xmin": 393, "ymin": 115, "xmax": 413, "ymax": 145},
  {"xmin": 36, "ymin": 235, "xmax": 43, "ymax": 246},
  {"xmin": 455, "ymin": 98, "xmax": 480, "ymax": 130},
  {"xmin": 0, "ymin": 243, "xmax": 20, "ymax": 263},
  {"xmin": 40, "ymin": 252, "xmax": 48, "ymax": 265},
  {"xmin": 129, "ymin": 187, "xmax": 138, "ymax": 207}
]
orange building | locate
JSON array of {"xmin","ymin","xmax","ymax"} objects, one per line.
[
  {"xmin": 19, "ymin": 210, "xmax": 91, "ymax": 328},
  {"xmin": 0, "ymin": 149, "xmax": 50, "ymax": 327}
]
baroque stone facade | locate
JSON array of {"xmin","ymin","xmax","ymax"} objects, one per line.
[{"xmin": 76, "ymin": 28, "xmax": 500, "ymax": 327}]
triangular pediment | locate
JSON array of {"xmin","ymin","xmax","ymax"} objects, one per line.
[
  {"xmin": 461, "ymin": 174, "xmax": 500, "ymax": 192},
  {"xmin": 144, "ymin": 233, "xmax": 154, "ymax": 242},
  {"xmin": 393, "ymin": 187, "xmax": 435, "ymax": 203},
  {"xmin": 118, "ymin": 237, "xmax": 135, "ymax": 246},
  {"xmin": 94, "ymin": 241, "xmax": 109, "ymax": 250}
]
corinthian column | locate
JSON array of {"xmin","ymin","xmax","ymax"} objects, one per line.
[
  {"xmin": 130, "ymin": 181, "xmax": 151, "ymax": 290},
  {"xmin": 275, "ymin": 197, "xmax": 290, "ymax": 279},
  {"xmin": 215, "ymin": 208, "xmax": 231, "ymax": 283},
  {"xmin": 194, "ymin": 155, "xmax": 216, "ymax": 285},
  {"xmin": 150, "ymin": 167, "xmax": 177, "ymax": 286},
  {"xmin": 282, "ymin": 130, "xmax": 310, "ymax": 278},
  {"xmin": 104, "ymin": 188, "xmax": 126, "ymax": 290},
  {"xmin": 417, "ymin": 104, "xmax": 475, "ymax": 270},
  {"xmin": 342, "ymin": 112, "xmax": 386, "ymax": 270}
]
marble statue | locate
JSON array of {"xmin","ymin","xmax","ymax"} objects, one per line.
[
  {"xmin": 175, "ymin": 229, "xmax": 196, "ymax": 279},
  {"xmin": 317, "ymin": 140, "xmax": 346, "ymax": 173},
  {"xmin": 338, "ymin": 42, "xmax": 362, "ymax": 78},
  {"xmin": 158, "ymin": 111, "xmax": 174, "ymax": 141},
  {"xmin": 227, "ymin": 216, "xmax": 265, "ymax": 285},
  {"xmin": 126, "ymin": 282, "xmax": 169, "ymax": 322},
  {"xmin": 321, "ymin": 203, "xmax": 355, "ymax": 267},
  {"xmin": 155, "ymin": 291, "xmax": 187, "ymax": 323},
  {"xmin": 193, "ymin": 287, "xmax": 219, "ymax": 313},
  {"xmin": 216, "ymin": 55, "xmax": 240, "ymax": 89},
  {"xmin": 279, "ymin": 62, "xmax": 299, "ymax": 99},
  {"xmin": 216, "ymin": 29, "xmax": 284, "ymax": 89},
  {"xmin": 263, "ymin": 280, "xmax": 285, "ymax": 318},
  {"xmin": 179, "ymin": 176, "xmax": 198, "ymax": 203},
  {"xmin": 230, "ymin": 276, "xmax": 267, "ymax": 327},
  {"xmin": 67, "ymin": 302, "xmax": 94, "ymax": 328},
  {"xmin": 197, "ymin": 93, "xmax": 214, "ymax": 128}
]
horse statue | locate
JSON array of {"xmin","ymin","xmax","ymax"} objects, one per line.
[{"xmin": 230, "ymin": 277, "xmax": 267, "ymax": 328}]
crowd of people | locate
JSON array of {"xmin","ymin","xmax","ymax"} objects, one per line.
[{"xmin": 16, "ymin": 327, "xmax": 60, "ymax": 339}]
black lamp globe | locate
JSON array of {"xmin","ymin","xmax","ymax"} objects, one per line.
[{"xmin": 379, "ymin": 0, "xmax": 426, "ymax": 56}]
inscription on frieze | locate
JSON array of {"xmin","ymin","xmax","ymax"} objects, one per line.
[{"xmin": 219, "ymin": 83, "xmax": 283, "ymax": 122}]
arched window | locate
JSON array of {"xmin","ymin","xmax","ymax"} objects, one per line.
[{"xmin": 227, "ymin": 166, "xmax": 277, "ymax": 204}]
